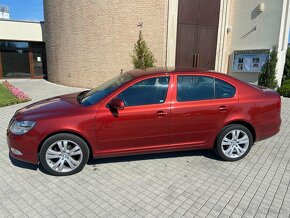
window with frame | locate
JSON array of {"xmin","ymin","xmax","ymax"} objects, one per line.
[
  {"xmin": 215, "ymin": 78, "xmax": 236, "ymax": 99},
  {"xmin": 117, "ymin": 77, "xmax": 170, "ymax": 106},
  {"xmin": 177, "ymin": 76, "xmax": 214, "ymax": 101},
  {"xmin": 177, "ymin": 75, "xmax": 236, "ymax": 102}
]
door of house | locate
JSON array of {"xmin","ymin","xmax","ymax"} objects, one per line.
[{"xmin": 175, "ymin": 0, "xmax": 220, "ymax": 70}]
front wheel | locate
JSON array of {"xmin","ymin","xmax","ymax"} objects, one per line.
[
  {"xmin": 215, "ymin": 124, "xmax": 253, "ymax": 161},
  {"xmin": 40, "ymin": 133, "xmax": 89, "ymax": 176}
]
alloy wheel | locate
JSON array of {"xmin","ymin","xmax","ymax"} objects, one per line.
[
  {"xmin": 45, "ymin": 140, "xmax": 83, "ymax": 173},
  {"xmin": 221, "ymin": 130, "xmax": 249, "ymax": 159}
]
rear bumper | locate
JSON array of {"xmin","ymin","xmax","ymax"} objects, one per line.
[
  {"xmin": 256, "ymin": 117, "xmax": 281, "ymax": 142},
  {"xmin": 7, "ymin": 130, "xmax": 39, "ymax": 164}
]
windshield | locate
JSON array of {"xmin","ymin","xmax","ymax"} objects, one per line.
[{"xmin": 80, "ymin": 73, "xmax": 134, "ymax": 106}]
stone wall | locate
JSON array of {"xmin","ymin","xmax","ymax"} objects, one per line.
[{"xmin": 44, "ymin": 0, "xmax": 169, "ymax": 88}]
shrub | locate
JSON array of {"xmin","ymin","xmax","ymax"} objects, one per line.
[
  {"xmin": 281, "ymin": 78, "xmax": 290, "ymax": 86},
  {"xmin": 258, "ymin": 45, "xmax": 278, "ymax": 89},
  {"xmin": 132, "ymin": 30, "xmax": 156, "ymax": 69},
  {"xmin": 282, "ymin": 47, "xmax": 290, "ymax": 81},
  {"xmin": 277, "ymin": 79, "xmax": 290, "ymax": 97}
]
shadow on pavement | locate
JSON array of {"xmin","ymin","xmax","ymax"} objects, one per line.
[
  {"xmin": 9, "ymin": 154, "xmax": 38, "ymax": 171},
  {"xmin": 9, "ymin": 149, "xmax": 220, "ymax": 174},
  {"xmin": 87, "ymin": 149, "xmax": 220, "ymax": 165},
  {"xmin": 9, "ymin": 154, "xmax": 50, "ymax": 175}
]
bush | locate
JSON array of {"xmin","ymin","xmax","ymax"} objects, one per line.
[
  {"xmin": 282, "ymin": 47, "xmax": 290, "ymax": 81},
  {"xmin": 258, "ymin": 45, "xmax": 278, "ymax": 89},
  {"xmin": 282, "ymin": 78, "xmax": 290, "ymax": 86},
  {"xmin": 277, "ymin": 79, "xmax": 290, "ymax": 97},
  {"xmin": 132, "ymin": 30, "xmax": 156, "ymax": 69}
]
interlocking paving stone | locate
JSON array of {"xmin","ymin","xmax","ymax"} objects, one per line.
[{"xmin": 0, "ymin": 79, "xmax": 289, "ymax": 217}]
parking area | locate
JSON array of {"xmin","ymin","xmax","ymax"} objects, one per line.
[{"xmin": 0, "ymin": 79, "xmax": 289, "ymax": 217}]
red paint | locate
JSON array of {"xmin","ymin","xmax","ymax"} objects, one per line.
[{"xmin": 7, "ymin": 68, "xmax": 281, "ymax": 164}]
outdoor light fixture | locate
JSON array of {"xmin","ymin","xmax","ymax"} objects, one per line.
[{"xmin": 258, "ymin": 3, "xmax": 265, "ymax": 12}]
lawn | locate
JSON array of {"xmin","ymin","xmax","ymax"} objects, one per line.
[{"xmin": 0, "ymin": 83, "xmax": 21, "ymax": 107}]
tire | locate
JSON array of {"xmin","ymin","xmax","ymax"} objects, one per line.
[
  {"xmin": 40, "ymin": 133, "xmax": 89, "ymax": 176},
  {"xmin": 215, "ymin": 124, "xmax": 253, "ymax": 161}
]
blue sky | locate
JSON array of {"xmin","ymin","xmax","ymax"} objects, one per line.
[{"xmin": 0, "ymin": 0, "xmax": 43, "ymax": 21}]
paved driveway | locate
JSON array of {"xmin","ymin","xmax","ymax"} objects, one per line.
[{"xmin": 0, "ymin": 79, "xmax": 289, "ymax": 218}]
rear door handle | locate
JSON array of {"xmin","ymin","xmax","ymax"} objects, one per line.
[
  {"xmin": 156, "ymin": 111, "xmax": 167, "ymax": 117},
  {"xmin": 218, "ymin": 105, "xmax": 227, "ymax": 112}
]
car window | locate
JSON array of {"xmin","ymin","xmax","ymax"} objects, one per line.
[
  {"xmin": 117, "ymin": 77, "xmax": 170, "ymax": 106},
  {"xmin": 81, "ymin": 73, "xmax": 134, "ymax": 106},
  {"xmin": 177, "ymin": 76, "xmax": 214, "ymax": 101},
  {"xmin": 215, "ymin": 78, "xmax": 236, "ymax": 99}
]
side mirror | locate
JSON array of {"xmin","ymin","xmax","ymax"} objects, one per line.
[{"xmin": 109, "ymin": 98, "xmax": 125, "ymax": 110}]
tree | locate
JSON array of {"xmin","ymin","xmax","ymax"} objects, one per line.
[
  {"xmin": 282, "ymin": 47, "xmax": 290, "ymax": 81},
  {"xmin": 258, "ymin": 45, "xmax": 278, "ymax": 89},
  {"xmin": 132, "ymin": 30, "xmax": 156, "ymax": 69}
]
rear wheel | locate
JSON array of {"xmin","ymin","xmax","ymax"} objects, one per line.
[
  {"xmin": 40, "ymin": 133, "xmax": 89, "ymax": 176},
  {"xmin": 215, "ymin": 124, "xmax": 253, "ymax": 161}
]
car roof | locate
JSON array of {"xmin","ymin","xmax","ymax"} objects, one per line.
[{"xmin": 127, "ymin": 67, "xmax": 230, "ymax": 79}]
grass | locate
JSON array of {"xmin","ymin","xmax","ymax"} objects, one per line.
[{"xmin": 0, "ymin": 84, "xmax": 24, "ymax": 107}]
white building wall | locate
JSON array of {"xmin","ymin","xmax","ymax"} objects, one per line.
[
  {"xmin": 0, "ymin": 19, "xmax": 44, "ymax": 42},
  {"xmin": 228, "ymin": 0, "xmax": 289, "ymax": 85},
  {"xmin": 166, "ymin": 0, "xmax": 179, "ymax": 67},
  {"xmin": 276, "ymin": 0, "xmax": 290, "ymax": 85}
]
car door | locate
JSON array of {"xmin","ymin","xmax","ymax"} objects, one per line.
[
  {"xmin": 169, "ymin": 74, "xmax": 238, "ymax": 148},
  {"xmin": 95, "ymin": 75, "xmax": 173, "ymax": 154}
]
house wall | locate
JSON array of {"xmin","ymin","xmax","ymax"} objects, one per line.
[
  {"xmin": 166, "ymin": 0, "xmax": 178, "ymax": 67},
  {"xmin": 228, "ymin": 0, "xmax": 289, "ymax": 85},
  {"xmin": 0, "ymin": 19, "xmax": 44, "ymax": 42},
  {"xmin": 44, "ymin": 0, "xmax": 169, "ymax": 88}
]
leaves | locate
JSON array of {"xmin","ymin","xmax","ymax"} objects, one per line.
[
  {"xmin": 277, "ymin": 79, "xmax": 290, "ymax": 97},
  {"xmin": 283, "ymin": 47, "xmax": 290, "ymax": 81},
  {"xmin": 132, "ymin": 31, "xmax": 156, "ymax": 69},
  {"xmin": 258, "ymin": 45, "xmax": 278, "ymax": 89}
]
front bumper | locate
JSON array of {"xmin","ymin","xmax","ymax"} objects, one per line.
[{"xmin": 7, "ymin": 130, "xmax": 39, "ymax": 164}]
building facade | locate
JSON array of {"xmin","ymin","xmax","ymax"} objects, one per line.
[
  {"xmin": 43, "ymin": 0, "xmax": 290, "ymax": 88},
  {"xmin": 0, "ymin": 19, "xmax": 46, "ymax": 79},
  {"xmin": 2, "ymin": 0, "xmax": 289, "ymax": 88}
]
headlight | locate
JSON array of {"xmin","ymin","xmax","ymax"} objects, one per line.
[{"xmin": 9, "ymin": 121, "xmax": 36, "ymax": 135}]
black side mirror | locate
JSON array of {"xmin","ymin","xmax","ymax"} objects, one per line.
[{"xmin": 109, "ymin": 98, "xmax": 125, "ymax": 110}]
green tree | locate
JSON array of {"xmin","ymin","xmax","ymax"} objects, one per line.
[
  {"xmin": 132, "ymin": 30, "xmax": 156, "ymax": 69},
  {"xmin": 258, "ymin": 45, "xmax": 278, "ymax": 89},
  {"xmin": 282, "ymin": 47, "xmax": 290, "ymax": 81}
]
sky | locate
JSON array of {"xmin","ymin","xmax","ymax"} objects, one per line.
[{"xmin": 0, "ymin": 0, "xmax": 43, "ymax": 21}]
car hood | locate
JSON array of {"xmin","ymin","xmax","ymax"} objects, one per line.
[{"xmin": 15, "ymin": 92, "xmax": 84, "ymax": 119}]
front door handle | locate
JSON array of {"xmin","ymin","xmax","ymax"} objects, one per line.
[
  {"xmin": 218, "ymin": 105, "xmax": 227, "ymax": 112},
  {"xmin": 156, "ymin": 111, "xmax": 167, "ymax": 117}
]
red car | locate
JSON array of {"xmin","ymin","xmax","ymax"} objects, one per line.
[{"xmin": 7, "ymin": 68, "xmax": 281, "ymax": 176}]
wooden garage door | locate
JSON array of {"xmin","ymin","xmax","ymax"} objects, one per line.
[{"xmin": 175, "ymin": 0, "xmax": 220, "ymax": 69}]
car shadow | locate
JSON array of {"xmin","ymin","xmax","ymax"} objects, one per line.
[
  {"xmin": 9, "ymin": 154, "xmax": 38, "ymax": 171},
  {"xmin": 9, "ymin": 154, "xmax": 50, "ymax": 175},
  {"xmin": 9, "ymin": 149, "xmax": 220, "ymax": 174},
  {"xmin": 87, "ymin": 149, "xmax": 220, "ymax": 165}
]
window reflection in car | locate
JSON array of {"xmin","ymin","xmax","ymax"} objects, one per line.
[
  {"xmin": 177, "ymin": 75, "xmax": 236, "ymax": 102},
  {"xmin": 117, "ymin": 77, "xmax": 170, "ymax": 107}
]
